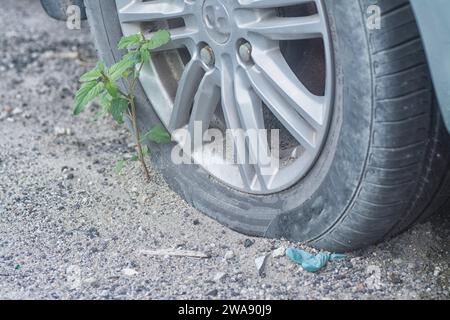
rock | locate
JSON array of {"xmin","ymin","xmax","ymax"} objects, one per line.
[
  {"xmin": 193, "ymin": 219, "xmax": 200, "ymax": 226},
  {"xmin": 64, "ymin": 173, "xmax": 74, "ymax": 180},
  {"xmin": 22, "ymin": 112, "xmax": 32, "ymax": 119},
  {"xmin": 213, "ymin": 272, "xmax": 226, "ymax": 282},
  {"xmin": 355, "ymin": 283, "xmax": 366, "ymax": 293},
  {"xmin": 365, "ymin": 265, "xmax": 383, "ymax": 290},
  {"xmin": 11, "ymin": 107, "xmax": 23, "ymax": 116},
  {"xmin": 54, "ymin": 127, "xmax": 72, "ymax": 136},
  {"xmin": 100, "ymin": 290, "xmax": 110, "ymax": 298},
  {"xmin": 389, "ymin": 273, "xmax": 403, "ymax": 285},
  {"xmin": 0, "ymin": 112, "xmax": 8, "ymax": 121},
  {"xmin": 272, "ymin": 247, "xmax": 286, "ymax": 258},
  {"xmin": 434, "ymin": 267, "xmax": 442, "ymax": 277},
  {"xmin": 255, "ymin": 254, "xmax": 270, "ymax": 277},
  {"xmin": 122, "ymin": 268, "xmax": 138, "ymax": 276},
  {"xmin": 224, "ymin": 250, "xmax": 234, "ymax": 260},
  {"xmin": 243, "ymin": 239, "xmax": 255, "ymax": 248},
  {"xmin": 207, "ymin": 289, "xmax": 218, "ymax": 297}
]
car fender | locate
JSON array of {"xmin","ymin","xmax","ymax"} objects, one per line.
[{"xmin": 411, "ymin": 0, "xmax": 450, "ymax": 132}]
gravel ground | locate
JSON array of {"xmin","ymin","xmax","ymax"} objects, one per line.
[{"xmin": 0, "ymin": 0, "xmax": 449, "ymax": 300}]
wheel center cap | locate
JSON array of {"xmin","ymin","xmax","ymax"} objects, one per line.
[{"xmin": 202, "ymin": 0, "xmax": 232, "ymax": 44}]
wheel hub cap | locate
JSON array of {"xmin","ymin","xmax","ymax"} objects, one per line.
[{"xmin": 203, "ymin": 0, "xmax": 232, "ymax": 44}]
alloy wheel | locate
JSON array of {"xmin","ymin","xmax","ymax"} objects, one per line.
[{"xmin": 116, "ymin": 0, "xmax": 334, "ymax": 194}]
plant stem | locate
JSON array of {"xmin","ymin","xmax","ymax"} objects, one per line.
[
  {"xmin": 127, "ymin": 61, "xmax": 150, "ymax": 180},
  {"xmin": 129, "ymin": 95, "xmax": 150, "ymax": 181}
]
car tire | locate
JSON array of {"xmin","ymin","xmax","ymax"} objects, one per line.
[{"xmin": 85, "ymin": 0, "xmax": 450, "ymax": 251}]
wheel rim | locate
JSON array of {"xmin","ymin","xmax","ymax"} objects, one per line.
[{"xmin": 116, "ymin": 0, "xmax": 334, "ymax": 194}]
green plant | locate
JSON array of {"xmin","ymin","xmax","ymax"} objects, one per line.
[{"xmin": 73, "ymin": 31, "xmax": 172, "ymax": 180}]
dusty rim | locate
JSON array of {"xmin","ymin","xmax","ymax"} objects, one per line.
[{"xmin": 116, "ymin": 0, "xmax": 335, "ymax": 194}]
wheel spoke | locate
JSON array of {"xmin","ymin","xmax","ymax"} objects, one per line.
[
  {"xmin": 117, "ymin": 0, "xmax": 192, "ymax": 24},
  {"xmin": 146, "ymin": 27, "xmax": 198, "ymax": 53},
  {"xmin": 244, "ymin": 15, "xmax": 324, "ymax": 41},
  {"xmin": 234, "ymin": 68, "xmax": 275, "ymax": 187},
  {"xmin": 169, "ymin": 58, "xmax": 205, "ymax": 131},
  {"xmin": 220, "ymin": 59, "xmax": 258, "ymax": 190},
  {"xmin": 188, "ymin": 70, "xmax": 221, "ymax": 139},
  {"xmin": 238, "ymin": 0, "xmax": 315, "ymax": 9},
  {"xmin": 246, "ymin": 49, "xmax": 325, "ymax": 152},
  {"xmin": 252, "ymin": 48, "xmax": 325, "ymax": 126}
]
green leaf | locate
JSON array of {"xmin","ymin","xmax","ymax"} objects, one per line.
[
  {"xmin": 105, "ymin": 81, "xmax": 119, "ymax": 98},
  {"xmin": 143, "ymin": 30, "xmax": 171, "ymax": 51},
  {"xmin": 109, "ymin": 58, "xmax": 136, "ymax": 81},
  {"xmin": 145, "ymin": 125, "xmax": 171, "ymax": 144},
  {"xmin": 98, "ymin": 91, "xmax": 112, "ymax": 110},
  {"xmin": 80, "ymin": 61, "xmax": 104, "ymax": 82},
  {"xmin": 110, "ymin": 97, "xmax": 129, "ymax": 124},
  {"xmin": 140, "ymin": 47, "xmax": 151, "ymax": 64},
  {"xmin": 114, "ymin": 160, "xmax": 126, "ymax": 174},
  {"xmin": 124, "ymin": 51, "xmax": 142, "ymax": 65},
  {"xmin": 117, "ymin": 33, "xmax": 142, "ymax": 49},
  {"xmin": 73, "ymin": 81, "xmax": 105, "ymax": 116},
  {"xmin": 130, "ymin": 154, "xmax": 139, "ymax": 162}
]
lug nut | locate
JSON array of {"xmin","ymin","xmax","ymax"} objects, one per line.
[
  {"xmin": 239, "ymin": 42, "xmax": 252, "ymax": 63},
  {"xmin": 200, "ymin": 46, "xmax": 215, "ymax": 67}
]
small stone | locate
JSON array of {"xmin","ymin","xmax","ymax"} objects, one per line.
[
  {"xmin": 54, "ymin": 127, "xmax": 72, "ymax": 136},
  {"xmin": 213, "ymin": 272, "xmax": 226, "ymax": 282},
  {"xmin": 11, "ymin": 107, "xmax": 23, "ymax": 116},
  {"xmin": 65, "ymin": 173, "xmax": 74, "ymax": 180},
  {"xmin": 255, "ymin": 254, "xmax": 270, "ymax": 277},
  {"xmin": 207, "ymin": 289, "xmax": 218, "ymax": 297},
  {"xmin": 389, "ymin": 273, "xmax": 403, "ymax": 285},
  {"xmin": 272, "ymin": 247, "xmax": 286, "ymax": 258},
  {"xmin": 434, "ymin": 267, "xmax": 442, "ymax": 277},
  {"xmin": 100, "ymin": 290, "xmax": 110, "ymax": 297},
  {"xmin": 22, "ymin": 112, "xmax": 32, "ymax": 119},
  {"xmin": 193, "ymin": 219, "xmax": 200, "ymax": 226},
  {"xmin": 355, "ymin": 283, "xmax": 366, "ymax": 293},
  {"xmin": 122, "ymin": 268, "xmax": 138, "ymax": 276},
  {"xmin": 244, "ymin": 239, "xmax": 255, "ymax": 248},
  {"xmin": 224, "ymin": 250, "xmax": 234, "ymax": 260}
]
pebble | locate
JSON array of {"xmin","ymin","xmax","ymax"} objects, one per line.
[
  {"xmin": 272, "ymin": 247, "xmax": 286, "ymax": 258},
  {"xmin": 224, "ymin": 250, "xmax": 234, "ymax": 260},
  {"xmin": 11, "ymin": 107, "xmax": 23, "ymax": 116},
  {"xmin": 122, "ymin": 268, "xmax": 139, "ymax": 277},
  {"xmin": 64, "ymin": 173, "xmax": 75, "ymax": 180},
  {"xmin": 207, "ymin": 289, "xmax": 218, "ymax": 297},
  {"xmin": 213, "ymin": 272, "xmax": 226, "ymax": 282},
  {"xmin": 255, "ymin": 254, "xmax": 270, "ymax": 277},
  {"xmin": 54, "ymin": 127, "xmax": 72, "ymax": 136},
  {"xmin": 244, "ymin": 239, "xmax": 255, "ymax": 248}
]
